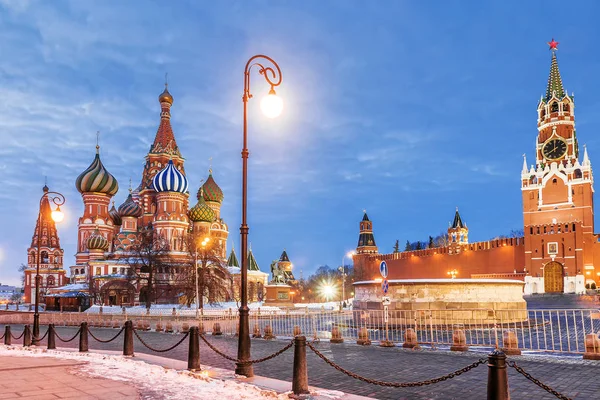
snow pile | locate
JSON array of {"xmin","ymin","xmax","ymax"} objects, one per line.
[{"xmin": 0, "ymin": 345, "xmax": 285, "ymax": 399}]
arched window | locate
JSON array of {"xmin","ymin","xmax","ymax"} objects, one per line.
[
  {"xmin": 41, "ymin": 251, "xmax": 49, "ymax": 263},
  {"xmin": 574, "ymin": 169, "xmax": 582, "ymax": 179},
  {"xmin": 563, "ymin": 103, "xmax": 570, "ymax": 113},
  {"xmin": 74, "ymin": 269, "xmax": 79, "ymax": 275},
  {"xmin": 47, "ymin": 276, "xmax": 56, "ymax": 286},
  {"xmin": 551, "ymin": 102, "xmax": 559, "ymax": 112}
]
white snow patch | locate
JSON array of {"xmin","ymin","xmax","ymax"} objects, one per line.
[{"xmin": 0, "ymin": 345, "xmax": 285, "ymax": 399}]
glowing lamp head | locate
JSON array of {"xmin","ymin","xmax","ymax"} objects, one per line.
[
  {"xmin": 323, "ymin": 285, "xmax": 333, "ymax": 297},
  {"xmin": 51, "ymin": 206, "xmax": 64, "ymax": 223},
  {"xmin": 260, "ymin": 88, "xmax": 283, "ymax": 118}
]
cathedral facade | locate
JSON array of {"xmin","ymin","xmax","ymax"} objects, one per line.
[
  {"xmin": 354, "ymin": 42, "xmax": 599, "ymax": 294},
  {"xmin": 28, "ymin": 85, "xmax": 267, "ymax": 308}
]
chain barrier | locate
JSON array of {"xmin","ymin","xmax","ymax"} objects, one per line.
[
  {"xmin": 0, "ymin": 332, "xmax": 4, "ymax": 341},
  {"xmin": 507, "ymin": 361, "xmax": 572, "ymax": 400},
  {"xmin": 55, "ymin": 328, "xmax": 81, "ymax": 343},
  {"xmin": 306, "ymin": 341, "xmax": 487, "ymax": 388},
  {"xmin": 198, "ymin": 333, "xmax": 294, "ymax": 364},
  {"xmin": 11, "ymin": 330, "xmax": 25, "ymax": 340},
  {"xmin": 133, "ymin": 328, "xmax": 189, "ymax": 353},
  {"xmin": 89, "ymin": 327, "xmax": 124, "ymax": 344},
  {"xmin": 36, "ymin": 328, "xmax": 50, "ymax": 343}
]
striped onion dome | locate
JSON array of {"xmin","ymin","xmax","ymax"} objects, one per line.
[
  {"xmin": 76, "ymin": 147, "xmax": 119, "ymax": 195},
  {"xmin": 118, "ymin": 193, "xmax": 143, "ymax": 218},
  {"xmin": 152, "ymin": 160, "xmax": 188, "ymax": 193},
  {"xmin": 109, "ymin": 201, "xmax": 122, "ymax": 225},
  {"xmin": 189, "ymin": 191, "xmax": 215, "ymax": 222},
  {"xmin": 199, "ymin": 172, "xmax": 223, "ymax": 203},
  {"xmin": 87, "ymin": 228, "xmax": 109, "ymax": 251}
]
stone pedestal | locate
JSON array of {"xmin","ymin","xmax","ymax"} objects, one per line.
[{"xmin": 264, "ymin": 284, "xmax": 294, "ymax": 307}]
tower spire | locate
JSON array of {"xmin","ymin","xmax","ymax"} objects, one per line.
[
  {"xmin": 545, "ymin": 38, "xmax": 565, "ymax": 101},
  {"xmin": 583, "ymin": 144, "xmax": 590, "ymax": 166},
  {"xmin": 522, "ymin": 153, "xmax": 528, "ymax": 174}
]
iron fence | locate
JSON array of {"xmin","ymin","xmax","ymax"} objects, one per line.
[{"xmin": 1, "ymin": 308, "xmax": 599, "ymax": 355}]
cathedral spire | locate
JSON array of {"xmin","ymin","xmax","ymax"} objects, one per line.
[
  {"xmin": 545, "ymin": 39, "xmax": 566, "ymax": 101},
  {"xmin": 150, "ymin": 83, "xmax": 181, "ymax": 156}
]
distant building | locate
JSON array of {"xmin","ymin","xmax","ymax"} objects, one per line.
[
  {"xmin": 0, "ymin": 284, "xmax": 19, "ymax": 303},
  {"xmin": 354, "ymin": 41, "xmax": 597, "ymax": 295}
]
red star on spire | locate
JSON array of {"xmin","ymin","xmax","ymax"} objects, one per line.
[{"xmin": 548, "ymin": 38, "xmax": 559, "ymax": 51}]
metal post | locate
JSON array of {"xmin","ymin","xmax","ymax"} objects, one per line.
[
  {"xmin": 79, "ymin": 322, "xmax": 88, "ymax": 352},
  {"xmin": 236, "ymin": 55, "xmax": 282, "ymax": 378},
  {"xmin": 123, "ymin": 320, "xmax": 134, "ymax": 356},
  {"xmin": 195, "ymin": 251, "xmax": 199, "ymax": 318},
  {"xmin": 292, "ymin": 336, "xmax": 310, "ymax": 396},
  {"xmin": 23, "ymin": 325, "xmax": 32, "ymax": 347},
  {"xmin": 487, "ymin": 349, "xmax": 509, "ymax": 400},
  {"xmin": 4, "ymin": 326, "xmax": 11, "ymax": 345},
  {"xmin": 188, "ymin": 326, "xmax": 200, "ymax": 371},
  {"xmin": 47, "ymin": 324, "xmax": 56, "ymax": 349}
]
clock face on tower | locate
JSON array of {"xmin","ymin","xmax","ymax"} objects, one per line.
[{"xmin": 542, "ymin": 138, "xmax": 567, "ymax": 160}]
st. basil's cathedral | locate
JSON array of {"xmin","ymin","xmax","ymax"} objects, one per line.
[{"xmin": 23, "ymin": 85, "xmax": 268, "ymax": 308}]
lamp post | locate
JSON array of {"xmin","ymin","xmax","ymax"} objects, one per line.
[
  {"xmin": 33, "ymin": 188, "xmax": 65, "ymax": 345},
  {"xmin": 195, "ymin": 237, "xmax": 210, "ymax": 318},
  {"xmin": 237, "ymin": 55, "xmax": 283, "ymax": 377},
  {"xmin": 339, "ymin": 251, "xmax": 355, "ymax": 308}
]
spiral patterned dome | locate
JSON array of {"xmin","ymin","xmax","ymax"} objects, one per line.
[
  {"xmin": 87, "ymin": 229, "xmax": 109, "ymax": 251},
  {"xmin": 199, "ymin": 172, "xmax": 223, "ymax": 203},
  {"xmin": 152, "ymin": 160, "xmax": 188, "ymax": 193},
  {"xmin": 76, "ymin": 148, "xmax": 119, "ymax": 195},
  {"xmin": 189, "ymin": 192, "xmax": 215, "ymax": 223},
  {"xmin": 118, "ymin": 193, "xmax": 143, "ymax": 218},
  {"xmin": 109, "ymin": 202, "xmax": 122, "ymax": 225}
]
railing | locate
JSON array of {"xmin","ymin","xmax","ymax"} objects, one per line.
[
  {"xmin": 0, "ymin": 322, "xmax": 575, "ymax": 399},
  {"xmin": 1, "ymin": 308, "xmax": 600, "ymax": 355}
]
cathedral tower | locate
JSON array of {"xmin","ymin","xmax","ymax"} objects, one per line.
[
  {"xmin": 139, "ymin": 85, "xmax": 187, "ymax": 227},
  {"xmin": 522, "ymin": 39, "xmax": 592, "ymax": 292},
  {"xmin": 24, "ymin": 185, "xmax": 67, "ymax": 303},
  {"xmin": 74, "ymin": 144, "xmax": 119, "ymax": 264}
]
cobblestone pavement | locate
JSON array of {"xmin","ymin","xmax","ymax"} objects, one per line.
[{"xmin": 3, "ymin": 324, "xmax": 599, "ymax": 399}]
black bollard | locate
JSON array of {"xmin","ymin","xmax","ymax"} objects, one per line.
[
  {"xmin": 47, "ymin": 324, "xmax": 56, "ymax": 350},
  {"xmin": 292, "ymin": 336, "xmax": 310, "ymax": 396},
  {"xmin": 487, "ymin": 349, "xmax": 509, "ymax": 400},
  {"xmin": 4, "ymin": 326, "xmax": 11, "ymax": 345},
  {"xmin": 123, "ymin": 320, "xmax": 134, "ymax": 356},
  {"xmin": 79, "ymin": 322, "xmax": 89, "ymax": 352},
  {"xmin": 188, "ymin": 326, "xmax": 200, "ymax": 371},
  {"xmin": 23, "ymin": 325, "xmax": 32, "ymax": 347}
]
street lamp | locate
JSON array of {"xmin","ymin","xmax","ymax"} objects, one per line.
[
  {"xmin": 448, "ymin": 269, "xmax": 458, "ymax": 279},
  {"xmin": 194, "ymin": 237, "xmax": 211, "ymax": 317},
  {"xmin": 237, "ymin": 55, "xmax": 283, "ymax": 377},
  {"xmin": 339, "ymin": 250, "xmax": 355, "ymax": 308},
  {"xmin": 33, "ymin": 188, "xmax": 65, "ymax": 345}
]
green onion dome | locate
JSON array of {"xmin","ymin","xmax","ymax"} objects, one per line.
[
  {"xmin": 87, "ymin": 228, "xmax": 109, "ymax": 251},
  {"xmin": 189, "ymin": 190, "xmax": 215, "ymax": 223},
  {"xmin": 199, "ymin": 172, "xmax": 223, "ymax": 203},
  {"xmin": 75, "ymin": 147, "xmax": 119, "ymax": 195},
  {"xmin": 118, "ymin": 193, "xmax": 143, "ymax": 218},
  {"xmin": 109, "ymin": 201, "xmax": 122, "ymax": 225}
]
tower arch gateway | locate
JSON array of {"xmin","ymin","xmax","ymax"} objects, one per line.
[{"xmin": 543, "ymin": 261, "xmax": 564, "ymax": 293}]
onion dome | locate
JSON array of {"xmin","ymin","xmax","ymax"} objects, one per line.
[
  {"xmin": 109, "ymin": 201, "xmax": 122, "ymax": 225},
  {"xmin": 87, "ymin": 228, "xmax": 109, "ymax": 251},
  {"xmin": 76, "ymin": 146, "xmax": 119, "ymax": 195},
  {"xmin": 159, "ymin": 84, "xmax": 173, "ymax": 105},
  {"xmin": 199, "ymin": 171, "xmax": 223, "ymax": 203},
  {"xmin": 118, "ymin": 193, "xmax": 143, "ymax": 218},
  {"xmin": 152, "ymin": 160, "xmax": 188, "ymax": 193},
  {"xmin": 189, "ymin": 189, "xmax": 215, "ymax": 223}
]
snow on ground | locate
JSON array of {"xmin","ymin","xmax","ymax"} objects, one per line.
[{"xmin": 0, "ymin": 345, "xmax": 289, "ymax": 399}]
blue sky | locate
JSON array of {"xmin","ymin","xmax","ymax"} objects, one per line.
[{"xmin": 1, "ymin": 0, "xmax": 600, "ymax": 286}]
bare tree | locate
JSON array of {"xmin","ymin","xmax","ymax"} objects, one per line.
[
  {"xmin": 126, "ymin": 226, "xmax": 175, "ymax": 310},
  {"xmin": 182, "ymin": 235, "xmax": 231, "ymax": 308}
]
